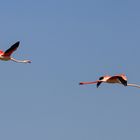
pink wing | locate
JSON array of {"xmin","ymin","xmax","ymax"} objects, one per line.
[
  {"xmin": 0, "ymin": 50, "xmax": 4, "ymax": 55},
  {"xmin": 109, "ymin": 75, "xmax": 127, "ymax": 86},
  {"xmin": 3, "ymin": 41, "xmax": 20, "ymax": 56}
]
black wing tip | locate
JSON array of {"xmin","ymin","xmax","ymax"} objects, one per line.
[
  {"xmin": 124, "ymin": 81, "xmax": 127, "ymax": 86},
  {"xmin": 15, "ymin": 41, "xmax": 20, "ymax": 46},
  {"xmin": 97, "ymin": 82, "xmax": 102, "ymax": 88},
  {"xmin": 118, "ymin": 77, "xmax": 127, "ymax": 86},
  {"xmin": 11, "ymin": 41, "xmax": 20, "ymax": 47},
  {"xmin": 96, "ymin": 85, "xmax": 99, "ymax": 88}
]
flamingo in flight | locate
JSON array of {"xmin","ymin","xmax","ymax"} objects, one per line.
[
  {"xmin": 79, "ymin": 74, "xmax": 140, "ymax": 88},
  {"xmin": 0, "ymin": 41, "xmax": 31, "ymax": 63}
]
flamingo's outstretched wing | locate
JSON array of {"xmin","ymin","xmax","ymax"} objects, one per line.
[
  {"xmin": 116, "ymin": 76, "xmax": 127, "ymax": 86},
  {"xmin": 3, "ymin": 41, "xmax": 20, "ymax": 56},
  {"xmin": 97, "ymin": 76, "xmax": 104, "ymax": 88},
  {"xmin": 109, "ymin": 75, "xmax": 127, "ymax": 86}
]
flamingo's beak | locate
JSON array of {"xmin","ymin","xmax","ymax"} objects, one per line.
[{"xmin": 79, "ymin": 82, "xmax": 85, "ymax": 85}]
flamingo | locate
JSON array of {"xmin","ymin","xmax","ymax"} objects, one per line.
[
  {"xmin": 0, "ymin": 41, "xmax": 31, "ymax": 63},
  {"xmin": 79, "ymin": 74, "xmax": 140, "ymax": 88}
]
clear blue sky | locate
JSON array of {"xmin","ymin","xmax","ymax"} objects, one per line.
[{"xmin": 0, "ymin": 0, "xmax": 140, "ymax": 139}]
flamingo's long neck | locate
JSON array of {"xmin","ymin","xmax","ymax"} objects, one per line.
[{"xmin": 79, "ymin": 81, "xmax": 99, "ymax": 85}]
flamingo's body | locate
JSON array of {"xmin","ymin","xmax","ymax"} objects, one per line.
[
  {"xmin": 0, "ymin": 41, "xmax": 31, "ymax": 63},
  {"xmin": 79, "ymin": 74, "xmax": 140, "ymax": 88}
]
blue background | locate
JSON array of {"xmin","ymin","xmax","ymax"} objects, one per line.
[{"xmin": 0, "ymin": 0, "xmax": 140, "ymax": 139}]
